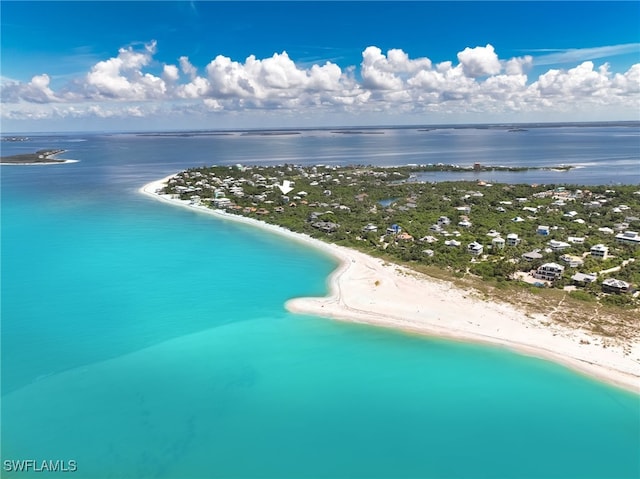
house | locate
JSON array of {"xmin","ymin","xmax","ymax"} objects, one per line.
[
  {"xmin": 567, "ymin": 236, "xmax": 585, "ymax": 244},
  {"xmin": 511, "ymin": 216, "xmax": 526, "ymax": 222},
  {"xmin": 534, "ymin": 263, "xmax": 565, "ymax": 281},
  {"xmin": 386, "ymin": 224, "xmax": 402, "ymax": 235},
  {"xmin": 560, "ymin": 254, "xmax": 584, "ymax": 268},
  {"xmin": 537, "ymin": 225, "xmax": 550, "ymax": 236},
  {"xmin": 492, "ymin": 237, "xmax": 505, "ymax": 250},
  {"xmin": 458, "ymin": 219, "xmax": 472, "ymax": 228},
  {"xmin": 590, "ymin": 244, "xmax": 609, "ymax": 259},
  {"xmin": 506, "ymin": 233, "xmax": 521, "ymax": 246},
  {"xmin": 522, "ymin": 251, "xmax": 543, "ymax": 261},
  {"xmin": 571, "ymin": 272, "xmax": 597, "ymax": 285},
  {"xmin": 362, "ymin": 223, "xmax": 378, "ymax": 233},
  {"xmin": 467, "ymin": 241, "xmax": 484, "ymax": 255},
  {"xmin": 312, "ymin": 221, "xmax": 339, "ymax": 233},
  {"xmin": 445, "ymin": 239, "xmax": 461, "ymax": 247},
  {"xmin": 615, "ymin": 231, "xmax": 640, "ymax": 246},
  {"xmin": 601, "ymin": 278, "xmax": 631, "ymax": 294},
  {"xmin": 397, "ymin": 232, "xmax": 414, "ymax": 242},
  {"xmin": 419, "ymin": 235, "xmax": 438, "ymax": 244},
  {"xmin": 437, "ymin": 216, "xmax": 451, "ymax": 227},
  {"xmin": 549, "ymin": 240, "xmax": 571, "ymax": 252},
  {"xmin": 213, "ymin": 197, "xmax": 232, "ymax": 208}
]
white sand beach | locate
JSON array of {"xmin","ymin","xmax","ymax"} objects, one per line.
[
  {"xmin": 141, "ymin": 176, "xmax": 640, "ymax": 393},
  {"xmin": 0, "ymin": 159, "xmax": 78, "ymax": 166}
]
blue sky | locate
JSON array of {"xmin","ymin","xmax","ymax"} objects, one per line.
[{"xmin": 1, "ymin": 1, "xmax": 639, "ymax": 132}]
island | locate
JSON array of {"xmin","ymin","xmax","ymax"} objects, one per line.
[
  {"xmin": 141, "ymin": 163, "xmax": 640, "ymax": 392},
  {"xmin": 0, "ymin": 149, "xmax": 74, "ymax": 165}
]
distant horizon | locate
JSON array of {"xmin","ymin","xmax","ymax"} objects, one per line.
[{"xmin": 3, "ymin": 119, "xmax": 639, "ymax": 137}]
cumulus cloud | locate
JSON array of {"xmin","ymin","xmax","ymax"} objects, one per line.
[
  {"xmin": 457, "ymin": 44, "xmax": 502, "ymax": 77},
  {"xmin": 2, "ymin": 40, "xmax": 639, "ymax": 123}
]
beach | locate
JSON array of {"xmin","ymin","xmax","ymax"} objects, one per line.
[{"xmin": 141, "ymin": 176, "xmax": 640, "ymax": 393}]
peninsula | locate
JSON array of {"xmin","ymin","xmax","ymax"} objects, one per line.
[
  {"xmin": 0, "ymin": 149, "xmax": 74, "ymax": 165},
  {"xmin": 142, "ymin": 163, "xmax": 640, "ymax": 392}
]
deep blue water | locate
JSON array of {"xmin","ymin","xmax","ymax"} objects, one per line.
[{"xmin": 2, "ymin": 126, "xmax": 639, "ymax": 478}]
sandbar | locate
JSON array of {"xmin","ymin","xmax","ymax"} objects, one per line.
[{"xmin": 141, "ymin": 175, "xmax": 640, "ymax": 393}]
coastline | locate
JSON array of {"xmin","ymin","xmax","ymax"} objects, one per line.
[
  {"xmin": 140, "ymin": 175, "xmax": 640, "ymax": 393},
  {"xmin": 0, "ymin": 159, "xmax": 78, "ymax": 166}
]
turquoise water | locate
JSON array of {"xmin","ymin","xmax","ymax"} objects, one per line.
[{"xmin": 2, "ymin": 131, "xmax": 639, "ymax": 478}]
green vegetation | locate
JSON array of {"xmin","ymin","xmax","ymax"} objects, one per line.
[
  {"xmin": 162, "ymin": 163, "xmax": 640, "ymax": 313},
  {"xmin": 0, "ymin": 149, "xmax": 67, "ymax": 164}
]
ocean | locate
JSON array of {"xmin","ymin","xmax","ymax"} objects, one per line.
[{"xmin": 2, "ymin": 125, "xmax": 639, "ymax": 478}]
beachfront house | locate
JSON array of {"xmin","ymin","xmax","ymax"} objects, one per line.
[
  {"xmin": 590, "ymin": 244, "xmax": 609, "ymax": 260},
  {"xmin": 537, "ymin": 225, "xmax": 550, "ymax": 236},
  {"xmin": 534, "ymin": 263, "xmax": 565, "ymax": 281},
  {"xmin": 213, "ymin": 197, "xmax": 232, "ymax": 208}
]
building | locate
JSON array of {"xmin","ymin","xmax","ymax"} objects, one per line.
[
  {"xmin": 601, "ymin": 278, "xmax": 631, "ymax": 294},
  {"xmin": 560, "ymin": 254, "xmax": 584, "ymax": 268},
  {"xmin": 386, "ymin": 224, "xmax": 402, "ymax": 235},
  {"xmin": 537, "ymin": 225, "xmax": 550, "ymax": 236},
  {"xmin": 467, "ymin": 241, "xmax": 484, "ymax": 256},
  {"xmin": 549, "ymin": 240, "xmax": 571, "ymax": 252},
  {"xmin": 213, "ymin": 197, "xmax": 232, "ymax": 208},
  {"xmin": 437, "ymin": 216, "xmax": 451, "ymax": 227},
  {"xmin": 506, "ymin": 233, "xmax": 520, "ymax": 246},
  {"xmin": 492, "ymin": 237, "xmax": 505, "ymax": 250},
  {"xmin": 534, "ymin": 263, "xmax": 565, "ymax": 281},
  {"xmin": 522, "ymin": 251, "xmax": 543, "ymax": 262},
  {"xmin": 590, "ymin": 244, "xmax": 609, "ymax": 260},
  {"xmin": 615, "ymin": 231, "xmax": 640, "ymax": 246},
  {"xmin": 571, "ymin": 272, "xmax": 597, "ymax": 285}
]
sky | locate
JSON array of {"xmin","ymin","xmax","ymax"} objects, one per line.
[{"xmin": 1, "ymin": 1, "xmax": 639, "ymax": 132}]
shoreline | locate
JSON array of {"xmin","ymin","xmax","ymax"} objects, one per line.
[
  {"xmin": 0, "ymin": 159, "xmax": 78, "ymax": 166},
  {"xmin": 140, "ymin": 175, "xmax": 640, "ymax": 394}
]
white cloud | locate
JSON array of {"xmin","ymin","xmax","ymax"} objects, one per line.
[
  {"xmin": 2, "ymin": 41, "xmax": 639, "ymax": 124},
  {"xmin": 457, "ymin": 44, "xmax": 502, "ymax": 77},
  {"xmin": 179, "ymin": 56, "xmax": 198, "ymax": 80},
  {"xmin": 163, "ymin": 64, "xmax": 180, "ymax": 82}
]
